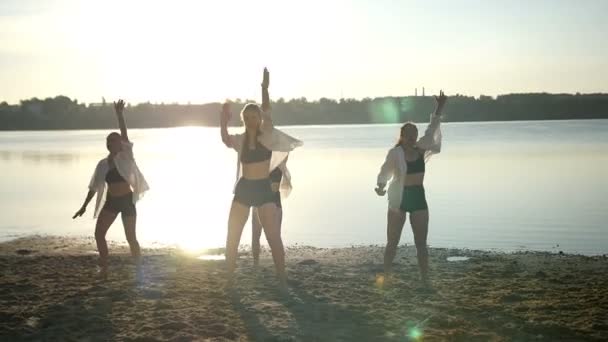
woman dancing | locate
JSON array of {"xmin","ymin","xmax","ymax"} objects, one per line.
[
  {"xmin": 376, "ymin": 91, "xmax": 447, "ymax": 287},
  {"xmin": 73, "ymin": 99, "xmax": 149, "ymax": 278},
  {"xmin": 220, "ymin": 68, "xmax": 302, "ymax": 290}
]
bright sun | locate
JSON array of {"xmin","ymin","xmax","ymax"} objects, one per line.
[{"xmin": 65, "ymin": 0, "xmax": 341, "ymax": 104}]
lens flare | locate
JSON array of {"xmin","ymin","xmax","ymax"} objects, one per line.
[
  {"xmin": 197, "ymin": 254, "xmax": 225, "ymax": 261},
  {"xmin": 408, "ymin": 327, "xmax": 423, "ymax": 340},
  {"xmin": 375, "ymin": 274, "xmax": 385, "ymax": 288},
  {"xmin": 398, "ymin": 97, "xmax": 415, "ymax": 113},
  {"xmin": 368, "ymin": 98, "xmax": 399, "ymax": 123}
]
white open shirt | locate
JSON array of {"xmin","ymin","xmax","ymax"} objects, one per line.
[
  {"xmin": 88, "ymin": 140, "xmax": 149, "ymax": 218},
  {"xmin": 377, "ymin": 113, "xmax": 442, "ymax": 209}
]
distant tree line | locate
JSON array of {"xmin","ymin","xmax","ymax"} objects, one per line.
[{"xmin": 1, "ymin": 93, "xmax": 607, "ymax": 130}]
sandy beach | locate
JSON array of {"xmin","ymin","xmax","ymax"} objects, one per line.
[{"xmin": 1, "ymin": 236, "xmax": 607, "ymax": 341}]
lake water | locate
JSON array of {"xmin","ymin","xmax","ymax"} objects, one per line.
[{"xmin": 1, "ymin": 120, "xmax": 607, "ymax": 255}]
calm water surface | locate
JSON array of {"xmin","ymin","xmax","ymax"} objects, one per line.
[{"xmin": 1, "ymin": 119, "xmax": 607, "ymax": 254}]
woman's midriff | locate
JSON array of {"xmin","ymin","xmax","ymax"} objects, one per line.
[
  {"xmin": 107, "ymin": 182, "xmax": 132, "ymax": 196},
  {"xmin": 403, "ymin": 172, "xmax": 425, "ymax": 186},
  {"xmin": 242, "ymin": 160, "xmax": 271, "ymax": 180}
]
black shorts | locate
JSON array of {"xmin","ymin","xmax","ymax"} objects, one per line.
[
  {"xmin": 234, "ymin": 178, "xmax": 278, "ymax": 208},
  {"xmin": 399, "ymin": 185, "xmax": 428, "ymax": 213},
  {"xmin": 102, "ymin": 193, "xmax": 136, "ymax": 217}
]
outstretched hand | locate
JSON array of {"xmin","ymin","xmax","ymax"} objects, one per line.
[
  {"xmin": 221, "ymin": 102, "xmax": 232, "ymax": 124},
  {"xmin": 72, "ymin": 207, "xmax": 86, "ymax": 219},
  {"xmin": 261, "ymin": 67, "xmax": 270, "ymax": 112},
  {"xmin": 262, "ymin": 67, "xmax": 270, "ymax": 89},
  {"xmin": 114, "ymin": 99, "xmax": 126, "ymax": 115},
  {"xmin": 434, "ymin": 90, "xmax": 447, "ymax": 109}
]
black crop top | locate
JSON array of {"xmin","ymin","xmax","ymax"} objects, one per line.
[
  {"xmin": 406, "ymin": 153, "xmax": 425, "ymax": 174},
  {"xmin": 240, "ymin": 140, "xmax": 272, "ymax": 164},
  {"xmin": 105, "ymin": 167, "xmax": 126, "ymax": 183}
]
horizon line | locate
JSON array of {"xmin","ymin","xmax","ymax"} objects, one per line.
[{"xmin": 3, "ymin": 91, "xmax": 608, "ymax": 106}]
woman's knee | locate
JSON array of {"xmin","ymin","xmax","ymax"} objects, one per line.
[
  {"xmin": 386, "ymin": 228, "xmax": 403, "ymax": 246},
  {"xmin": 416, "ymin": 244, "xmax": 428, "ymax": 257},
  {"xmin": 265, "ymin": 230, "xmax": 283, "ymax": 246},
  {"xmin": 95, "ymin": 227, "xmax": 107, "ymax": 240},
  {"xmin": 413, "ymin": 235, "xmax": 427, "ymax": 250},
  {"xmin": 260, "ymin": 210, "xmax": 279, "ymax": 231},
  {"xmin": 388, "ymin": 208, "xmax": 405, "ymax": 221},
  {"xmin": 386, "ymin": 237, "xmax": 400, "ymax": 248},
  {"xmin": 228, "ymin": 202, "xmax": 250, "ymax": 225}
]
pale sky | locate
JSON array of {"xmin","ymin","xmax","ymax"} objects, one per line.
[{"xmin": 1, "ymin": 0, "xmax": 607, "ymax": 104}]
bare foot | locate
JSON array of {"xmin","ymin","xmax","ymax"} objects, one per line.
[
  {"xmin": 383, "ymin": 265, "xmax": 393, "ymax": 275},
  {"xmin": 416, "ymin": 278, "xmax": 435, "ymax": 293},
  {"xmin": 135, "ymin": 262, "xmax": 144, "ymax": 284},
  {"xmin": 97, "ymin": 265, "xmax": 108, "ymax": 280},
  {"xmin": 224, "ymin": 273, "xmax": 235, "ymax": 290},
  {"xmin": 277, "ymin": 272, "xmax": 288, "ymax": 293},
  {"xmin": 278, "ymin": 280, "xmax": 289, "ymax": 297}
]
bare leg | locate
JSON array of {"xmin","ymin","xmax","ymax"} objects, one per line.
[
  {"xmin": 258, "ymin": 203, "xmax": 286, "ymax": 288},
  {"xmin": 410, "ymin": 210, "xmax": 430, "ymax": 285},
  {"xmin": 121, "ymin": 214, "xmax": 141, "ymax": 262},
  {"xmin": 253, "ymin": 206, "xmax": 283, "ymax": 267},
  {"xmin": 384, "ymin": 208, "xmax": 406, "ymax": 275},
  {"xmin": 122, "ymin": 213, "xmax": 143, "ymax": 281},
  {"xmin": 95, "ymin": 210, "xmax": 118, "ymax": 275},
  {"xmin": 251, "ymin": 208, "xmax": 263, "ymax": 266},
  {"xmin": 276, "ymin": 207, "xmax": 283, "ymax": 235},
  {"xmin": 226, "ymin": 201, "xmax": 250, "ymax": 283}
]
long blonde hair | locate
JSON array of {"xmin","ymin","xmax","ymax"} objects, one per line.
[
  {"xmin": 241, "ymin": 103, "xmax": 262, "ymax": 136},
  {"xmin": 395, "ymin": 122, "xmax": 417, "ymax": 147}
]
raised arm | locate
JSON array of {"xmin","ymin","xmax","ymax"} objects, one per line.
[
  {"xmin": 261, "ymin": 67, "xmax": 273, "ymax": 130},
  {"xmin": 220, "ymin": 102, "xmax": 233, "ymax": 148},
  {"xmin": 114, "ymin": 99, "xmax": 129, "ymax": 141},
  {"xmin": 262, "ymin": 67, "xmax": 270, "ymax": 112},
  {"xmin": 417, "ymin": 90, "xmax": 447, "ymax": 151},
  {"xmin": 434, "ymin": 90, "xmax": 447, "ymax": 116}
]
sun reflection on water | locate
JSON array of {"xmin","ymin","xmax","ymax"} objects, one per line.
[{"xmin": 135, "ymin": 126, "xmax": 234, "ymax": 251}]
